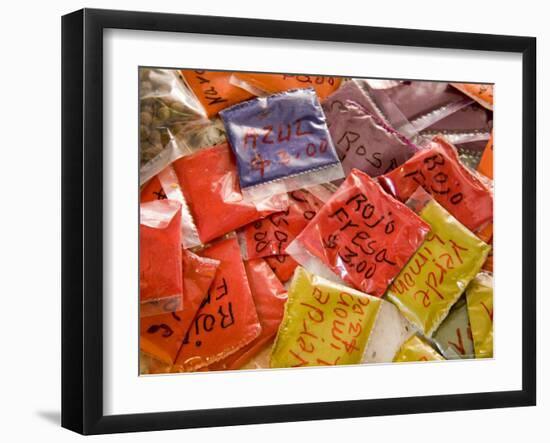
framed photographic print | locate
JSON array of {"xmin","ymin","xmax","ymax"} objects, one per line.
[{"xmin": 61, "ymin": 8, "xmax": 536, "ymax": 435}]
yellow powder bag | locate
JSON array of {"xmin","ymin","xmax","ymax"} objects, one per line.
[
  {"xmin": 271, "ymin": 267, "xmax": 381, "ymax": 368},
  {"xmin": 386, "ymin": 188, "xmax": 490, "ymax": 337},
  {"xmin": 393, "ymin": 335, "xmax": 444, "ymax": 362},
  {"xmin": 466, "ymin": 273, "xmax": 494, "ymax": 358}
]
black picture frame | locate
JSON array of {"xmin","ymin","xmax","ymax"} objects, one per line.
[{"xmin": 62, "ymin": 8, "xmax": 537, "ymax": 435}]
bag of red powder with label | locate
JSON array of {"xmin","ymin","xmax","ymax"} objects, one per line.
[
  {"xmin": 140, "ymin": 248, "xmax": 220, "ymax": 366},
  {"xmin": 378, "ymin": 135, "xmax": 493, "ymax": 233},
  {"xmin": 140, "ymin": 200, "xmax": 184, "ymax": 317},
  {"xmin": 238, "ymin": 188, "xmax": 324, "ymax": 259},
  {"xmin": 175, "ymin": 236, "xmax": 262, "ymax": 371},
  {"xmin": 220, "ymin": 88, "xmax": 344, "ymax": 203},
  {"xmin": 172, "ymin": 143, "xmax": 288, "ymax": 244},
  {"xmin": 140, "ymin": 165, "xmax": 201, "ymax": 248},
  {"xmin": 209, "ymin": 258, "xmax": 288, "ymax": 370},
  {"xmin": 287, "ymin": 168, "xmax": 430, "ymax": 297}
]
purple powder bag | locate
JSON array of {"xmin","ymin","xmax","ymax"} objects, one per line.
[{"xmin": 325, "ymin": 100, "xmax": 419, "ymax": 177}]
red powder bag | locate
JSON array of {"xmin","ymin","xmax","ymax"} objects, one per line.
[
  {"xmin": 140, "ymin": 200, "xmax": 183, "ymax": 317},
  {"xmin": 232, "ymin": 72, "xmax": 342, "ymax": 100},
  {"xmin": 175, "ymin": 237, "xmax": 262, "ymax": 371},
  {"xmin": 265, "ymin": 254, "xmax": 299, "ymax": 283},
  {"xmin": 172, "ymin": 143, "xmax": 287, "ymax": 243},
  {"xmin": 140, "ymin": 166, "xmax": 201, "ymax": 248},
  {"xmin": 140, "ymin": 248, "xmax": 220, "ymax": 365},
  {"xmin": 238, "ymin": 189, "xmax": 324, "ymax": 259},
  {"xmin": 378, "ymin": 135, "xmax": 493, "ymax": 233},
  {"xmin": 180, "ymin": 70, "xmax": 255, "ymax": 118},
  {"xmin": 477, "ymin": 133, "xmax": 494, "ymax": 180},
  {"xmin": 288, "ymin": 169, "xmax": 430, "ymax": 297},
  {"xmin": 210, "ymin": 259, "xmax": 288, "ymax": 370}
]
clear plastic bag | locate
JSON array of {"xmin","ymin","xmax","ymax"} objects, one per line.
[
  {"xmin": 287, "ymin": 168, "xmax": 430, "ymax": 297},
  {"xmin": 140, "ymin": 200, "xmax": 183, "ymax": 317},
  {"xmin": 466, "ymin": 272, "xmax": 493, "ymax": 358},
  {"xmin": 432, "ymin": 296, "xmax": 475, "ymax": 359},
  {"xmin": 219, "ymin": 88, "xmax": 345, "ymax": 203},
  {"xmin": 139, "ymin": 68, "xmax": 209, "ymax": 167},
  {"xmin": 393, "ymin": 335, "xmax": 445, "ymax": 363}
]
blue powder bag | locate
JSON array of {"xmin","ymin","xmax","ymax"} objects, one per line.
[{"xmin": 220, "ymin": 88, "xmax": 344, "ymax": 201}]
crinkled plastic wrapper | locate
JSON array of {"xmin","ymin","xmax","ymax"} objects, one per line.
[
  {"xmin": 181, "ymin": 70, "xmax": 255, "ymax": 117},
  {"xmin": 232, "ymin": 72, "xmax": 342, "ymax": 100},
  {"xmin": 175, "ymin": 237, "xmax": 261, "ymax": 371},
  {"xmin": 239, "ymin": 189, "xmax": 323, "ymax": 259},
  {"xmin": 271, "ymin": 267, "xmax": 381, "ymax": 368},
  {"xmin": 172, "ymin": 143, "xmax": 288, "ymax": 244},
  {"xmin": 393, "ymin": 335, "xmax": 444, "ymax": 363},
  {"xmin": 379, "ymin": 135, "xmax": 493, "ymax": 233},
  {"xmin": 451, "ymin": 83, "xmax": 494, "ymax": 110},
  {"xmin": 220, "ymin": 88, "xmax": 344, "ymax": 202},
  {"xmin": 362, "ymin": 299, "xmax": 414, "ymax": 363},
  {"xmin": 140, "ymin": 248, "xmax": 220, "ymax": 365},
  {"xmin": 288, "ymin": 169, "xmax": 430, "ymax": 297},
  {"xmin": 140, "ymin": 200, "xmax": 183, "ymax": 317},
  {"xmin": 324, "ymin": 100, "xmax": 419, "ymax": 177},
  {"xmin": 432, "ymin": 297, "xmax": 475, "ymax": 359},
  {"xmin": 466, "ymin": 273, "xmax": 493, "ymax": 358},
  {"xmin": 386, "ymin": 188, "xmax": 490, "ymax": 337},
  {"xmin": 210, "ymin": 259, "xmax": 288, "ymax": 370},
  {"xmin": 140, "ymin": 166, "xmax": 201, "ymax": 249}
]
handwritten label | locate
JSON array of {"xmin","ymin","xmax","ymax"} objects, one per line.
[
  {"xmin": 180, "ymin": 70, "xmax": 254, "ymax": 117},
  {"xmin": 386, "ymin": 197, "xmax": 490, "ymax": 336},
  {"xmin": 175, "ymin": 237, "xmax": 261, "ymax": 371},
  {"xmin": 324, "ymin": 101, "xmax": 418, "ymax": 177},
  {"xmin": 379, "ymin": 136, "xmax": 493, "ymax": 232},
  {"xmin": 220, "ymin": 88, "xmax": 342, "ymax": 189},
  {"xmin": 271, "ymin": 267, "xmax": 381, "ymax": 368},
  {"xmin": 294, "ymin": 169, "xmax": 429, "ymax": 297},
  {"xmin": 466, "ymin": 273, "xmax": 494, "ymax": 358},
  {"xmin": 432, "ymin": 298, "xmax": 474, "ymax": 359},
  {"xmin": 234, "ymin": 73, "xmax": 342, "ymax": 100},
  {"xmin": 242, "ymin": 189, "xmax": 323, "ymax": 259}
]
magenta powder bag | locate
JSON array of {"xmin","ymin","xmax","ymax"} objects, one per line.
[{"xmin": 324, "ymin": 100, "xmax": 420, "ymax": 177}]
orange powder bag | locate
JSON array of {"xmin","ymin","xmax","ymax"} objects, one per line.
[
  {"xmin": 140, "ymin": 248, "xmax": 220, "ymax": 365},
  {"xmin": 172, "ymin": 143, "xmax": 287, "ymax": 243},
  {"xmin": 233, "ymin": 72, "xmax": 342, "ymax": 100},
  {"xmin": 477, "ymin": 133, "xmax": 494, "ymax": 180},
  {"xmin": 210, "ymin": 259, "xmax": 288, "ymax": 370},
  {"xmin": 175, "ymin": 237, "xmax": 261, "ymax": 371},
  {"xmin": 180, "ymin": 70, "xmax": 255, "ymax": 117},
  {"xmin": 379, "ymin": 135, "xmax": 493, "ymax": 233},
  {"xmin": 451, "ymin": 83, "xmax": 493, "ymax": 110},
  {"xmin": 140, "ymin": 200, "xmax": 183, "ymax": 317}
]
